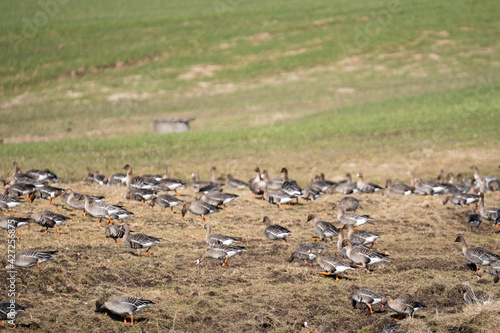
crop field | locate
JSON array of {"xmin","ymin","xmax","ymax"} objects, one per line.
[{"xmin": 1, "ymin": 0, "xmax": 500, "ymax": 332}]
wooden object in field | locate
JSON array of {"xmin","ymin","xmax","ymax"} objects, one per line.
[{"xmin": 154, "ymin": 117, "xmax": 194, "ymax": 134}]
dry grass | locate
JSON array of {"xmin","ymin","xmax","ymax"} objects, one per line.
[{"xmin": 1, "ymin": 167, "xmax": 499, "ymax": 332}]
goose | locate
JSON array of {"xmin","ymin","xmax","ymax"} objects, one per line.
[
  {"xmin": 5, "ymin": 250, "xmax": 57, "ymax": 268},
  {"xmin": 0, "ymin": 216, "xmax": 31, "ymax": 239},
  {"xmin": 95, "ymin": 296, "xmax": 154, "ymax": 325},
  {"xmin": 310, "ymin": 173, "xmax": 334, "ymax": 194},
  {"xmin": 196, "ymin": 242, "xmax": 246, "ymax": 266},
  {"xmin": 477, "ymin": 260, "xmax": 500, "ymax": 283},
  {"xmin": 467, "ymin": 214, "xmax": 482, "ymax": 232},
  {"xmin": 261, "ymin": 169, "xmax": 284, "ymax": 191},
  {"xmin": 339, "ymin": 196, "xmax": 361, "ymax": 212},
  {"xmin": 204, "ymin": 223, "xmax": 242, "ymax": 247},
  {"xmin": 25, "ymin": 168, "xmax": 58, "ymax": 183},
  {"xmin": 384, "ymin": 179, "xmax": 412, "ymax": 196},
  {"xmin": 280, "ymin": 168, "xmax": 303, "ymax": 203},
  {"xmin": 181, "ymin": 201, "xmax": 220, "ymax": 223},
  {"xmin": 446, "ymin": 173, "xmax": 470, "ymax": 193},
  {"xmin": 190, "ymin": 166, "xmax": 219, "ymax": 189},
  {"xmin": 345, "ymin": 224, "xmax": 380, "ymax": 247},
  {"xmin": 198, "ymin": 191, "xmax": 238, "ymax": 210},
  {"xmin": 4, "ymin": 183, "xmax": 36, "ymax": 200},
  {"xmin": 123, "ymin": 164, "xmax": 158, "ymax": 190},
  {"xmin": 308, "ymin": 248, "xmax": 354, "ymax": 281},
  {"xmin": 108, "ymin": 172, "xmax": 127, "ymax": 185},
  {"xmin": 301, "ymin": 186, "xmax": 321, "ymax": 201},
  {"xmin": 478, "ymin": 193, "xmax": 500, "ymax": 228},
  {"xmin": 285, "ymin": 244, "xmax": 326, "ymax": 265},
  {"xmin": 331, "ymin": 173, "xmax": 358, "ymax": 194},
  {"xmin": 263, "ymin": 188, "xmax": 293, "ymax": 209},
  {"xmin": 263, "ymin": 216, "xmax": 292, "ymax": 242},
  {"xmin": 87, "ymin": 170, "xmax": 108, "ymax": 185},
  {"xmin": 460, "ymin": 282, "xmax": 497, "ymax": 305},
  {"xmin": 105, "ymin": 224, "xmax": 125, "ymax": 243},
  {"xmin": 61, "ymin": 190, "xmax": 103, "ymax": 214},
  {"xmin": 356, "ymin": 173, "xmax": 382, "ymax": 193},
  {"xmin": 83, "ymin": 195, "xmax": 133, "ymax": 226},
  {"xmin": 29, "ymin": 210, "xmax": 69, "ymax": 235},
  {"xmin": 470, "ymin": 165, "xmax": 498, "ymax": 187},
  {"xmin": 225, "ymin": 174, "xmax": 248, "ymax": 189},
  {"xmin": 149, "ymin": 194, "xmax": 184, "ymax": 214},
  {"xmin": 32, "ymin": 185, "xmax": 65, "ymax": 205},
  {"xmin": 454, "ymin": 235, "xmax": 500, "ymax": 272},
  {"xmin": 0, "ymin": 194, "xmax": 21, "ymax": 214},
  {"xmin": 351, "ymin": 288, "xmax": 388, "ymax": 313},
  {"xmin": 336, "ymin": 205, "xmax": 373, "ymax": 230},
  {"xmin": 408, "ymin": 171, "xmax": 444, "ymax": 195},
  {"xmin": 122, "ymin": 223, "xmax": 161, "ymax": 257},
  {"xmin": 437, "ymin": 170, "xmax": 463, "ymax": 194},
  {"xmin": 341, "ymin": 239, "xmax": 389, "ymax": 272},
  {"xmin": 306, "ymin": 214, "xmax": 338, "ymax": 242},
  {"xmin": 0, "ymin": 301, "xmax": 27, "ymax": 328},
  {"xmin": 381, "ymin": 296, "xmax": 425, "ymax": 320},
  {"xmin": 198, "ymin": 182, "xmax": 223, "ymax": 194},
  {"xmin": 126, "ymin": 188, "xmax": 158, "ymax": 207},
  {"xmin": 156, "ymin": 166, "xmax": 185, "ymax": 194},
  {"xmin": 249, "ymin": 167, "xmax": 267, "ymax": 199}
]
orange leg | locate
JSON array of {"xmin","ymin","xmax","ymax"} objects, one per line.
[
  {"xmin": 368, "ymin": 304, "xmax": 373, "ymax": 313},
  {"xmin": 145, "ymin": 247, "xmax": 151, "ymax": 257},
  {"xmin": 98, "ymin": 218, "xmax": 102, "ymax": 227},
  {"xmin": 107, "ymin": 216, "xmax": 114, "ymax": 225},
  {"xmin": 137, "ymin": 251, "xmax": 141, "ymax": 257},
  {"xmin": 278, "ymin": 203, "xmax": 282, "ymax": 209},
  {"xmin": 142, "ymin": 200, "xmax": 145, "ymax": 207},
  {"xmin": 222, "ymin": 255, "xmax": 229, "ymax": 266},
  {"xmin": 124, "ymin": 316, "xmax": 127, "ymax": 324},
  {"xmin": 16, "ymin": 229, "xmax": 21, "ymax": 239},
  {"xmin": 335, "ymin": 274, "xmax": 339, "ymax": 281},
  {"xmin": 45, "ymin": 227, "xmax": 49, "ymax": 233},
  {"xmin": 170, "ymin": 207, "xmax": 174, "ymax": 214},
  {"xmin": 55, "ymin": 226, "xmax": 60, "ymax": 235},
  {"xmin": 201, "ymin": 216, "xmax": 205, "ymax": 223},
  {"xmin": 131, "ymin": 315, "xmax": 134, "ymax": 325},
  {"xmin": 37, "ymin": 261, "xmax": 40, "ymax": 268},
  {"xmin": 354, "ymin": 226, "xmax": 358, "ymax": 231}
]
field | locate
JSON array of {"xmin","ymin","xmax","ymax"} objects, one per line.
[{"xmin": 1, "ymin": 0, "xmax": 500, "ymax": 332}]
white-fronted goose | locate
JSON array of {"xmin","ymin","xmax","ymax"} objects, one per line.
[
  {"xmin": 460, "ymin": 282, "xmax": 497, "ymax": 305},
  {"xmin": 200, "ymin": 190, "xmax": 238, "ymax": 210},
  {"xmin": 301, "ymin": 186, "xmax": 321, "ymax": 201},
  {"xmin": 263, "ymin": 216, "xmax": 292, "ymax": 242},
  {"xmin": 181, "ymin": 201, "xmax": 220, "ymax": 223},
  {"xmin": 0, "ymin": 301, "xmax": 27, "ymax": 328},
  {"xmin": 263, "ymin": 188, "xmax": 293, "ymax": 209},
  {"xmin": 306, "ymin": 214, "xmax": 338, "ymax": 242},
  {"xmin": 122, "ymin": 223, "xmax": 161, "ymax": 257},
  {"xmin": 336, "ymin": 206, "xmax": 373, "ymax": 230},
  {"xmin": 310, "ymin": 173, "xmax": 334, "ymax": 194},
  {"xmin": 408, "ymin": 171, "xmax": 444, "ymax": 195},
  {"xmin": 26, "ymin": 168, "xmax": 58, "ymax": 183},
  {"xmin": 150, "ymin": 194, "xmax": 184, "ymax": 214},
  {"xmin": 356, "ymin": 173, "xmax": 382, "ymax": 193},
  {"xmin": 204, "ymin": 223, "xmax": 242, "ymax": 247},
  {"xmin": 308, "ymin": 248, "xmax": 354, "ymax": 281},
  {"xmin": 95, "ymin": 296, "xmax": 154, "ymax": 325},
  {"xmin": 86, "ymin": 170, "xmax": 108, "ymax": 185},
  {"xmin": 478, "ymin": 193, "xmax": 500, "ymax": 228},
  {"xmin": 61, "ymin": 190, "xmax": 103, "ymax": 214},
  {"xmin": 467, "ymin": 214, "xmax": 482, "ymax": 231},
  {"xmin": 0, "ymin": 216, "xmax": 30, "ymax": 239},
  {"xmin": 123, "ymin": 164, "xmax": 158, "ymax": 190},
  {"xmin": 345, "ymin": 224, "xmax": 380, "ymax": 247},
  {"xmin": 84, "ymin": 195, "xmax": 133, "ymax": 226},
  {"xmin": 446, "ymin": 173, "xmax": 470, "ymax": 193},
  {"xmin": 437, "ymin": 170, "xmax": 463, "ymax": 194},
  {"xmin": 249, "ymin": 167, "xmax": 267, "ymax": 199},
  {"xmin": 339, "ymin": 196, "xmax": 361, "ymax": 212},
  {"xmin": 0, "ymin": 194, "xmax": 21, "ymax": 214},
  {"xmin": 477, "ymin": 260, "xmax": 500, "ymax": 283},
  {"xmin": 381, "ymin": 296, "xmax": 425, "ymax": 320},
  {"xmin": 351, "ymin": 288, "xmax": 388, "ymax": 313},
  {"xmin": 7, "ymin": 250, "xmax": 57, "ymax": 268},
  {"xmin": 470, "ymin": 165, "xmax": 498, "ymax": 186},
  {"xmin": 285, "ymin": 244, "xmax": 325, "ymax": 265},
  {"xmin": 32, "ymin": 185, "xmax": 65, "ymax": 205},
  {"xmin": 280, "ymin": 167, "xmax": 303, "ymax": 202},
  {"xmin": 454, "ymin": 235, "xmax": 500, "ymax": 272},
  {"xmin": 126, "ymin": 188, "xmax": 158, "ymax": 207},
  {"xmin": 109, "ymin": 172, "xmax": 127, "ymax": 185},
  {"xmin": 29, "ymin": 210, "xmax": 69, "ymax": 235},
  {"xmin": 261, "ymin": 169, "xmax": 284, "ymax": 191},
  {"xmin": 157, "ymin": 166, "xmax": 185, "ymax": 194},
  {"xmin": 189, "ymin": 172, "xmax": 211, "ymax": 189},
  {"xmin": 341, "ymin": 239, "xmax": 389, "ymax": 272},
  {"xmin": 198, "ymin": 182, "xmax": 223, "ymax": 194},
  {"xmin": 4, "ymin": 183, "xmax": 36, "ymax": 200},
  {"xmin": 331, "ymin": 173, "xmax": 358, "ymax": 194},
  {"xmin": 226, "ymin": 174, "xmax": 248, "ymax": 189},
  {"xmin": 384, "ymin": 179, "xmax": 412, "ymax": 196},
  {"xmin": 196, "ymin": 242, "xmax": 246, "ymax": 266},
  {"xmin": 105, "ymin": 224, "xmax": 125, "ymax": 243}
]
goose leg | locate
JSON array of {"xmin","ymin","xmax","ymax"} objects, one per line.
[
  {"xmin": 393, "ymin": 314, "xmax": 405, "ymax": 321},
  {"xmin": 142, "ymin": 200, "xmax": 145, "ymax": 207},
  {"xmin": 37, "ymin": 260, "xmax": 40, "ymax": 268},
  {"xmin": 55, "ymin": 226, "xmax": 60, "ymax": 235},
  {"xmin": 123, "ymin": 315, "xmax": 127, "ymax": 324},
  {"xmin": 131, "ymin": 315, "xmax": 134, "ymax": 325},
  {"xmin": 318, "ymin": 272, "xmax": 331, "ymax": 275},
  {"xmin": 335, "ymin": 274, "xmax": 339, "ymax": 281},
  {"xmin": 137, "ymin": 250, "xmax": 141, "ymax": 257},
  {"xmin": 278, "ymin": 203, "xmax": 282, "ymax": 209},
  {"xmin": 16, "ymin": 229, "xmax": 21, "ymax": 239},
  {"xmin": 45, "ymin": 227, "xmax": 49, "ymax": 233},
  {"xmin": 49, "ymin": 198, "xmax": 52, "ymax": 205},
  {"xmin": 368, "ymin": 304, "xmax": 373, "ymax": 313},
  {"xmin": 222, "ymin": 255, "xmax": 229, "ymax": 266},
  {"xmin": 170, "ymin": 207, "xmax": 174, "ymax": 214},
  {"xmin": 200, "ymin": 216, "xmax": 205, "ymax": 223},
  {"xmin": 98, "ymin": 218, "xmax": 102, "ymax": 227},
  {"xmin": 107, "ymin": 216, "xmax": 114, "ymax": 225},
  {"xmin": 145, "ymin": 247, "xmax": 151, "ymax": 257}
]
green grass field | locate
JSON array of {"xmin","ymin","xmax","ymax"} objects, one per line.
[{"xmin": 1, "ymin": 0, "xmax": 500, "ymax": 332}]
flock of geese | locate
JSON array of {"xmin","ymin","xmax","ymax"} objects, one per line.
[{"xmin": 1, "ymin": 162, "xmax": 500, "ymax": 330}]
